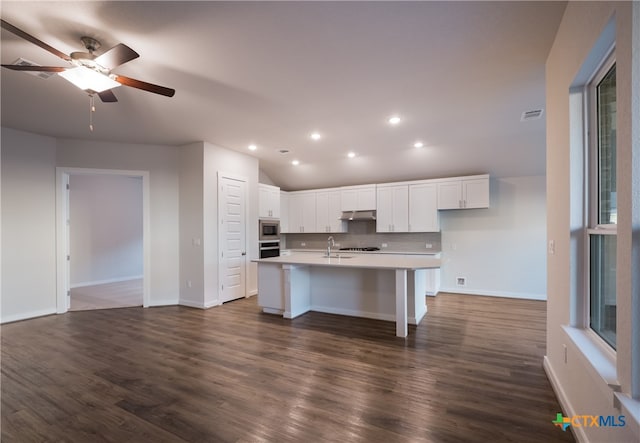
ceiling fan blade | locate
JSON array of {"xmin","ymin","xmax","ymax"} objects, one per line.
[
  {"xmin": 97, "ymin": 89, "xmax": 118, "ymax": 103},
  {"xmin": 1, "ymin": 64, "xmax": 67, "ymax": 72},
  {"xmin": 114, "ymin": 75, "xmax": 175, "ymax": 97},
  {"xmin": 1, "ymin": 19, "xmax": 71, "ymax": 62},
  {"xmin": 94, "ymin": 44, "xmax": 139, "ymax": 70}
]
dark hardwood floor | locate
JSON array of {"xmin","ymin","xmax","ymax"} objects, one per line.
[{"xmin": 1, "ymin": 293, "xmax": 574, "ymax": 442}]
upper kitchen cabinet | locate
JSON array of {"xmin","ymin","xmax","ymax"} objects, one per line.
[
  {"xmin": 437, "ymin": 175, "xmax": 490, "ymax": 210},
  {"xmin": 316, "ymin": 189, "xmax": 347, "ymax": 233},
  {"xmin": 376, "ymin": 184, "xmax": 408, "ymax": 232},
  {"xmin": 287, "ymin": 191, "xmax": 317, "ymax": 233},
  {"xmin": 341, "ymin": 185, "xmax": 376, "ymax": 211},
  {"xmin": 409, "ymin": 182, "xmax": 439, "ymax": 232},
  {"xmin": 280, "ymin": 191, "xmax": 290, "ymax": 233},
  {"xmin": 259, "ymin": 184, "xmax": 280, "ymax": 218}
]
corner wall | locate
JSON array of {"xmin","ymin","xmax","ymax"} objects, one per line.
[
  {"xmin": 546, "ymin": 2, "xmax": 639, "ymax": 442},
  {"xmin": 440, "ymin": 176, "xmax": 547, "ymax": 299}
]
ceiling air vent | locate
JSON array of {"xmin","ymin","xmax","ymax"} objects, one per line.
[
  {"xmin": 11, "ymin": 58, "xmax": 56, "ymax": 80},
  {"xmin": 521, "ymin": 109, "xmax": 544, "ymax": 122}
]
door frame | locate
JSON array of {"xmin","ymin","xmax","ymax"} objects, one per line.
[
  {"xmin": 217, "ymin": 171, "xmax": 248, "ymax": 303},
  {"xmin": 55, "ymin": 167, "xmax": 151, "ymax": 313}
]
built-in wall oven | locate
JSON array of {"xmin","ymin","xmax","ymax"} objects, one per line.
[{"xmin": 259, "ymin": 219, "xmax": 280, "ymax": 258}]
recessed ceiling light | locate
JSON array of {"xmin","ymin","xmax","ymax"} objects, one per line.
[
  {"xmin": 388, "ymin": 115, "xmax": 401, "ymax": 125},
  {"xmin": 310, "ymin": 132, "xmax": 321, "ymax": 141},
  {"xmin": 347, "ymin": 151, "xmax": 356, "ymax": 158},
  {"xmin": 413, "ymin": 141, "xmax": 424, "ymax": 148},
  {"xmin": 291, "ymin": 159, "xmax": 300, "ymax": 166},
  {"xmin": 248, "ymin": 144, "xmax": 257, "ymax": 151}
]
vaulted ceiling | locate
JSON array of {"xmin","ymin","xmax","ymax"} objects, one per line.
[{"xmin": 1, "ymin": 1, "xmax": 566, "ymax": 190}]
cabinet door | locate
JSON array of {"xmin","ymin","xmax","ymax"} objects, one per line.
[
  {"xmin": 391, "ymin": 186, "xmax": 409, "ymax": 231},
  {"xmin": 437, "ymin": 181, "xmax": 462, "ymax": 209},
  {"xmin": 409, "ymin": 183, "xmax": 439, "ymax": 232},
  {"xmin": 270, "ymin": 188, "xmax": 280, "ymax": 218},
  {"xmin": 376, "ymin": 187, "xmax": 394, "ymax": 232},
  {"xmin": 259, "ymin": 185, "xmax": 271, "ymax": 218},
  {"xmin": 300, "ymin": 193, "xmax": 317, "ymax": 233},
  {"xmin": 341, "ymin": 189, "xmax": 357, "ymax": 211},
  {"xmin": 280, "ymin": 192, "xmax": 289, "ymax": 233},
  {"xmin": 288, "ymin": 194, "xmax": 303, "ymax": 232},
  {"xmin": 376, "ymin": 185, "xmax": 408, "ymax": 232},
  {"xmin": 327, "ymin": 191, "xmax": 346, "ymax": 232},
  {"xmin": 463, "ymin": 178, "xmax": 490, "ymax": 209},
  {"xmin": 316, "ymin": 191, "xmax": 330, "ymax": 232},
  {"xmin": 357, "ymin": 187, "xmax": 376, "ymax": 210}
]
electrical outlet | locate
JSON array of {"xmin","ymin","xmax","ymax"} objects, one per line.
[
  {"xmin": 187, "ymin": 280, "xmax": 192, "ymax": 288},
  {"xmin": 381, "ymin": 243, "xmax": 388, "ymax": 248},
  {"xmin": 548, "ymin": 240, "xmax": 555, "ymax": 255},
  {"xmin": 192, "ymin": 237, "xmax": 201, "ymax": 246},
  {"xmin": 425, "ymin": 243, "xmax": 433, "ymax": 249},
  {"xmin": 301, "ymin": 242, "xmax": 306, "ymax": 247},
  {"xmin": 456, "ymin": 277, "xmax": 466, "ymax": 286}
]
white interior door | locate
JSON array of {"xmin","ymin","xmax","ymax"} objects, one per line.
[{"xmin": 219, "ymin": 176, "xmax": 247, "ymax": 303}]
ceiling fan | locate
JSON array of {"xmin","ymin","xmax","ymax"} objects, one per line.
[{"xmin": 0, "ymin": 19, "xmax": 175, "ymax": 102}]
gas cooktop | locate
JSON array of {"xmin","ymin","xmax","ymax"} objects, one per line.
[{"xmin": 338, "ymin": 247, "xmax": 380, "ymax": 252}]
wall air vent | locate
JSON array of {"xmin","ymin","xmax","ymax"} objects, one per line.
[
  {"xmin": 521, "ymin": 109, "xmax": 544, "ymax": 122},
  {"xmin": 12, "ymin": 58, "xmax": 57, "ymax": 80}
]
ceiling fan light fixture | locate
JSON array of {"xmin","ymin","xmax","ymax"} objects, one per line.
[{"xmin": 58, "ymin": 66, "xmax": 120, "ymax": 93}]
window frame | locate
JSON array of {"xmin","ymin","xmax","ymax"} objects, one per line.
[{"xmin": 585, "ymin": 49, "xmax": 617, "ymax": 351}]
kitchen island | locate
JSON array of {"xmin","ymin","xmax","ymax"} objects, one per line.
[{"xmin": 254, "ymin": 252, "xmax": 441, "ymax": 337}]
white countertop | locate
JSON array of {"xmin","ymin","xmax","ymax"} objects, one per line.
[
  {"xmin": 253, "ymin": 252, "xmax": 441, "ymax": 270},
  {"xmin": 284, "ymin": 249, "xmax": 441, "ymax": 256}
]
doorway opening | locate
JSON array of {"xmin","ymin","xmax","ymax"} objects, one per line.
[{"xmin": 56, "ymin": 168, "xmax": 151, "ymax": 313}]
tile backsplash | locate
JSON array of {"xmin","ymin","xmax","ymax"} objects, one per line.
[{"xmin": 282, "ymin": 220, "xmax": 441, "ymax": 252}]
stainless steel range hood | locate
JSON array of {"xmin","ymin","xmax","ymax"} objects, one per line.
[{"xmin": 339, "ymin": 210, "xmax": 377, "ymax": 221}]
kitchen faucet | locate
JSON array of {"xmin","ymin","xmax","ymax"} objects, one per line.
[{"xmin": 327, "ymin": 236, "xmax": 335, "ymax": 257}]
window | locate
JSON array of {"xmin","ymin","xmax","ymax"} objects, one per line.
[{"xmin": 588, "ymin": 57, "xmax": 617, "ymax": 349}]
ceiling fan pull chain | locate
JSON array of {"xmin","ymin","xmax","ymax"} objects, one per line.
[{"xmin": 89, "ymin": 94, "xmax": 95, "ymax": 131}]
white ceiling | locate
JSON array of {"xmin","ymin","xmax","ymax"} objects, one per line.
[{"xmin": 1, "ymin": 1, "xmax": 566, "ymax": 191}]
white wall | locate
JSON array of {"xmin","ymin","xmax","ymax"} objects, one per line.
[
  {"xmin": 546, "ymin": 2, "xmax": 639, "ymax": 442},
  {"xmin": 69, "ymin": 174, "xmax": 143, "ymax": 287},
  {"xmin": 1, "ymin": 128, "xmax": 57, "ymax": 322},
  {"xmin": 56, "ymin": 138, "xmax": 180, "ymax": 306},
  {"xmin": 440, "ymin": 176, "xmax": 546, "ymax": 299}
]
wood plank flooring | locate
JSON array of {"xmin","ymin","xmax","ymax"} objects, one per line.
[
  {"xmin": 1, "ymin": 293, "xmax": 574, "ymax": 442},
  {"xmin": 70, "ymin": 279, "xmax": 143, "ymax": 311}
]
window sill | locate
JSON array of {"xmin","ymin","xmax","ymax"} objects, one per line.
[{"xmin": 562, "ymin": 325, "xmax": 620, "ymax": 395}]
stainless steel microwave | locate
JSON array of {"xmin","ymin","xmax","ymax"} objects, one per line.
[{"xmin": 259, "ymin": 219, "xmax": 280, "ymax": 241}]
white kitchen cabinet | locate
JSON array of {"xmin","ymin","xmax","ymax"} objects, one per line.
[
  {"xmin": 316, "ymin": 189, "xmax": 347, "ymax": 233},
  {"xmin": 408, "ymin": 182, "xmax": 439, "ymax": 232},
  {"xmin": 258, "ymin": 184, "xmax": 280, "ymax": 218},
  {"xmin": 288, "ymin": 191, "xmax": 316, "ymax": 233},
  {"xmin": 280, "ymin": 191, "xmax": 290, "ymax": 233},
  {"xmin": 437, "ymin": 175, "xmax": 489, "ymax": 209},
  {"xmin": 376, "ymin": 184, "xmax": 409, "ymax": 232},
  {"xmin": 341, "ymin": 185, "xmax": 376, "ymax": 211}
]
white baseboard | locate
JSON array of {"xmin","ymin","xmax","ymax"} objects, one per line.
[
  {"xmin": 178, "ymin": 299, "xmax": 221, "ymax": 309},
  {"xmin": 439, "ymin": 287, "xmax": 546, "ymax": 301},
  {"xmin": 147, "ymin": 299, "xmax": 178, "ymax": 308},
  {"xmin": 1, "ymin": 307, "xmax": 57, "ymax": 324},
  {"xmin": 543, "ymin": 356, "xmax": 583, "ymax": 442},
  {"xmin": 71, "ymin": 275, "xmax": 143, "ymax": 289}
]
